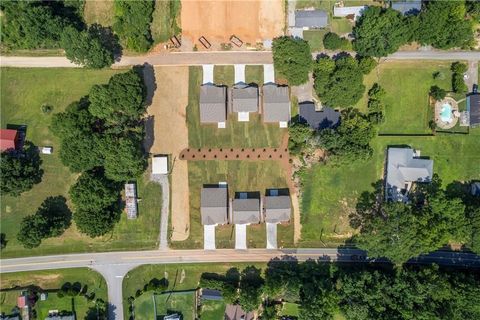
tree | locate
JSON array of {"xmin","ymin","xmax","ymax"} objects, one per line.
[
  {"xmin": 1, "ymin": 143, "xmax": 43, "ymax": 196},
  {"xmin": 61, "ymin": 25, "xmax": 115, "ymax": 68},
  {"xmin": 314, "ymin": 56, "xmax": 366, "ymax": 108},
  {"xmin": 238, "ymin": 266, "xmax": 264, "ymax": 313},
  {"xmin": 102, "ymin": 136, "xmax": 147, "ymax": 182},
  {"xmin": 272, "ymin": 36, "xmax": 312, "ymax": 86},
  {"xmin": 357, "ymin": 56, "xmax": 378, "ymax": 75},
  {"xmin": 367, "ymin": 83, "xmax": 386, "ymax": 124},
  {"xmin": 0, "ymin": 233, "xmax": 6, "ymax": 250},
  {"xmin": 451, "ymin": 61, "xmax": 468, "ymax": 74},
  {"xmin": 17, "ymin": 214, "xmax": 48, "ymax": 249},
  {"xmin": 418, "ymin": 1, "xmax": 474, "ymax": 49},
  {"xmin": 353, "ymin": 7, "xmax": 410, "ymax": 57},
  {"xmin": 74, "ymin": 207, "xmax": 120, "ymax": 237},
  {"xmin": 451, "ymin": 62, "xmax": 469, "ymax": 93},
  {"xmin": 323, "ymin": 32, "xmax": 350, "ymax": 50},
  {"xmin": 429, "ymin": 85, "xmax": 447, "ymax": 101},
  {"xmin": 288, "ymin": 122, "xmax": 314, "ymax": 154}
]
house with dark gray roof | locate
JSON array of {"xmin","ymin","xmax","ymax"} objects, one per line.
[
  {"xmin": 201, "ymin": 187, "xmax": 228, "ymax": 225},
  {"xmin": 232, "ymin": 84, "xmax": 259, "ymax": 121},
  {"xmin": 233, "ymin": 196, "xmax": 260, "ymax": 225},
  {"xmin": 385, "ymin": 148, "xmax": 433, "ymax": 202},
  {"xmin": 392, "ymin": 1, "xmax": 422, "ymax": 15},
  {"xmin": 199, "ymin": 84, "xmax": 227, "ymax": 127},
  {"xmin": 299, "ymin": 102, "xmax": 340, "ymax": 130},
  {"xmin": 295, "ymin": 10, "xmax": 328, "ymax": 28},
  {"xmin": 263, "ymin": 84, "xmax": 291, "ymax": 127},
  {"xmin": 264, "ymin": 194, "xmax": 291, "ymax": 223},
  {"xmin": 467, "ymin": 94, "xmax": 480, "ymax": 127}
]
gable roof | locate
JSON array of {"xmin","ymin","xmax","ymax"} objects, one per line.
[
  {"xmin": 233, "ymin": 198, "xmax": 260, "ymax": 224},
  {"xmin": 386, "ymin": 148, "xmax": 433, "ymax": 199},
  {"xmin": 0, "ymin": 129, "xmax": 18, "ymax": 151},
  {"xmin": 264, "ymin": 195, "xmax": 291, "ymax": 223},
  {"xmin": 468, "ymin": 94, "xmax": 480, "ymax": 126},
  {"xmin": 200, "ymin": 84, "xmax": 227, "ymax": 123},
  {"xmin": 263, "ymin": 84, "xmax": 291, "ymax": 122},
  {"xmin": 201, "ymin": 187, "xmax": 228, "ymax": 225},
  {"xmin": 299, "ymin": 102, "xmax": 340, "ymax": 129},
  {"xmin": 225, "ymin": 304, "xmax": 254, "ymax": 320},
  {"xmin": 232, "ymin": 84, "xmax": 258, "ymax": 112},
  {"xmin": 295, "ymin": 10, "xmax": 328, "ymax": 28},
  {"xmin": 392, "ymin": 1, "xmax": 422, "ymax": 15}
]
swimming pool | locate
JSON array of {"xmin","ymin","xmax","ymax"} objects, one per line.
[{"xmin": 440, "ymin": 103, "xmax": 453, "ymax": 123}]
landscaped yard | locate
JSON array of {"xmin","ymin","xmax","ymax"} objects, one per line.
[
  {"xmin": 303, "ymin": 29, "xmax": 328, "ymax": 51},
  {"xmin": 0, "ymin": 268, "xmax": 107, "ymax": 319},
  {"xmin": 200, "ymin": 299, "xmax": 226, "ymax": 319},
  {"xmin": 151, "ymin": 0, "xmax": 181, "ymax": 44},
  {"xmin": 133, "ymin": 291, "xmax": 195, "ymax": 320},
  {"xmin": 245, "ymin": 65, "xmax": 264, "ymax": 85},
  {"xmin": 0, "ymin": 68, "xmax": 161, "ymax": 258}
]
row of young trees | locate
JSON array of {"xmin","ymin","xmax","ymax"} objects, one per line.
[
  {"xmin": 198, "ymin": 261, "xmax": 480, "ymax": 320},
  {"xmin": 50, "ymin": 69, "xmax": 148, "ymax": 237},
  {"xmin": 354, "ymin": 1, "xmax": 476, "ymax": 57}
]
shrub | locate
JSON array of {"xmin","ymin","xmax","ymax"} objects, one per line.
[
  {"xmin": 323, "ymin": 32, "xmax": 350, "ymax": 50},
  {"xmin": 272, "ymin": 36, "xmax": 312, "ymax": 85},
  {"xmin": 429, "ymin": 85, "xmax": 447, "ymax": 100}
]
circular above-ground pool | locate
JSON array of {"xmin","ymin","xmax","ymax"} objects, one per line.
[{"xmin": 440, "ymin": 103, "xmax": 453, "ymax": 123}]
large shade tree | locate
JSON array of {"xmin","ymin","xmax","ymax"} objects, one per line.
[{"xmin": 272, "ymin": 36, "xmax": 312, "ymax": 86}]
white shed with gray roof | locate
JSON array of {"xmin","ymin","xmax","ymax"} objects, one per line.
[
  {"xmin": 295, "ymin": 10, "xmax": 328, "ymax": 28},
  {"xmin": 263, "ymin": 84, "xmax": 291, "ymax": 127},
  {"xmin": 199, "ymin": 84, "xmax": 227, "ymax": 126}
]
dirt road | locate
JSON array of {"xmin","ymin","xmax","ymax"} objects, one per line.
[{"xmin": 146, "ymin": 66, "xmax": 191, "ymax": 242}]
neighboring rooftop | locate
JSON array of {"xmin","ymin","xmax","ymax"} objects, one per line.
[
  {"xmin": 264, "ymin": 195, "xmax": 291, "ymax": 223},
  {"xmin": 152, "ymin": 155, "xmax": 168, "ymax": 175},
  {"xmin": 299, "ymin": 102, "xmax": 340, "ymax": 130},
  {"xmin": 263, "ymin": 84, "xmax": 291, "ymax": 123},
  {"xmin": 199, "ymin": 84, "xmax": 227, "ymax": 123},
  {"xmin": 333, "ymin": 6, "xmax": 366, "ymax": 20},
  {"xmin": 392, "ymin": 1, "xmax": 422, "ymax": 15},
  {"xmin": 44, "ymin": 316, "xmax": 75, "ymax": 320},
  {"xmin": 471, "ymin": 182, "xmax": 480, "ymax": 196},
  {"xmin": 225, "ymin": 304, "xmax": 254, "ymax": 320},
  {"xmin": 295, "ymin": 10, "xmax": 328, "ymax": 28},
  {"xmin": 468, "ymin": 94, "xmax": 480, "ymax": 127},
  {"xmin": 232, "ymin": 197, "xmax": 260, "ymax": 224},
  {"xmin": 0, "ymin": 129, "xmax": 18, "ymax": 151},
  {"xmin": 125, "ymin": 183, "xmax": 138, "ymax": 219},
  {"xmin": 201, "ymin": 186, "xmax": 229, "ymax": 225},
  {"xmin": 232, "ymin": 84, "xmax": 259, "ymax": 112},
  {"xmin": 201, "ymin": 289, "xmax": 223, "ymax": 301},
  {"xmin": 386, "ymin": 148, "xmax": 433, "ymax": 201}
]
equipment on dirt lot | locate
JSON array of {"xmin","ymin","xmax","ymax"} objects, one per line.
[
  {"xmin": 198, "ymin": 36, "xmax": 211, "ymax": 49},
  {"xmin": 230, "ymin": 35, "xmax": 243, "ymax": 47},
  {"xmin": 170, "ymin": 35, "xmax": 181, "ymax": 48}
]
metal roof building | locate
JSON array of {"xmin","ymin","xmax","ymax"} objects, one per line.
[
  {"xmin": 125, "ymin": 183, "xmax": 138, "ymax": 219},
  {"xmin": 392, "ymin": 1, "xmax": 422, "ymax": 15},
  {"xmin": 201, "ymin": 187, "xmax": 229, "ymax": 225},
  {"xmin": 0, "ymin": 129, "xmax": 19, "ymax": 152},
  {"xmin": 263, "ymin": 84, "xmax": 291, "ymax": 126},
  {"xmin": 467, "ymin": 94, "xmax": 480, "ymax": 127},
  {"xmin": 295, "ymin": 10, "xmax": 328, "ymax": 28},
  {"xmin": 333, "ymin": 6, "xmax": 366, "ymax": 20},
  {"xmin": 199, "ymin": 84, "xmax": 227, "ymax": 124}
]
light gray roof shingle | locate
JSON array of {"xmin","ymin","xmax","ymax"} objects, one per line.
[
  {"xmin": 295, "ymin": 10, "xmax": 328, "ymax": 28},
  {"xmin": 201, "ymin": 187, "xmax": 228, "ymax": 225},
  {"xmin": 233, "ymin": 198, "xmax": 260, "ymax": 224},
  {"xmin": 265, "ymin": 195, "xmax": 291, "ymax": 223},
  {"xmin": 263, "ymin": 84, "xmax": 291, "ymax": 122},
  {"xmin": 232, "ymin": 84, "xmax": 259, "ymax": 112},
  {"xmin": 392, "ymin": 1, "xmax": 422, "ymax": 15},
  {"xmin": 200, "ymin": 84, "xmax": 227, "ymax": 123}
]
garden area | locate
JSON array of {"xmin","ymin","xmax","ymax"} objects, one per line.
[
  {"xmin": 0, "ymin": 68, "xmax": 162, "ymax": 258},
  {"xmin": 0, "ymin": 268, "xmax": 107, "ymax": 319}
]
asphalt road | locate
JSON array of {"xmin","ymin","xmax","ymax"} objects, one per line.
[
  {"xmin": 1, "ymin": 248, "xmax": 480, "ymax": 320},
  {"xmin": 1, "ymin": 50, "xmax": 479, "ymax": 68}
]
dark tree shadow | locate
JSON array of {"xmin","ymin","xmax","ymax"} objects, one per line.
[
  {"xmin": 349, "ymin": 180, "xmax": 384, "ymax": 229},
  {"xmin": 37, "ymin": 196, "xmax": 72, "ymax": 236},
  {"xmin": 143, "ymin": 115, "xmax": 155, "ymax": 154},
  {"xmin": 225, "ymin": 267, "xmax": 240, "ymax": 286},
  {"xmin": 141, "ymin": 63, "xmax": 157, "ymax": 107},
  {"xmin": 0, "ymin": 233, "xmax": 7, "ymax": 250},
  {"xmin": 88, "ymin": 24, "xmax": 123, "ymax": 61}
]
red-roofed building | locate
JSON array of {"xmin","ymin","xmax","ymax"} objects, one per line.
[
  {"xmin": 17, "ymin": 295, "xmax": 27, "ymax": 308},
  {"xmin": 0, "ymin": 129, "xmax": 19, "ymax": 151}
]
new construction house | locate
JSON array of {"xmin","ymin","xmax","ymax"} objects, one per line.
[
  {"xmin": 232, "ymin": 84, "xmax": 259, "ymax": 122},
  {"xmin": 263, "ymin": 84, "xmax": 291, "ymax": 128},
  {"xmin": 200, "ymin": 185, "xmax": 229, "ymax": 250},
  {"xmin": 199, "ymin": 84, "xmax": 228, "ymax": 128}
]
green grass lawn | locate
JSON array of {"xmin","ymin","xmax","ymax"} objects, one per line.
[
  {"xmin": 245, "ymin": 65, "xmax": 264, "ymax": 85},
  {"xmin": 171, "ymin": 160, "xmax": 294, "ymax": 249},
  {"xmin": 151, "ymin": 0, "xmax": 181, "ymax": 44},
  {"xmin": 83, "ymin": 0, "xmax": 114, "ymax": 26},
  {"xmin": 303, "ymin": 29, "xmax": 328, "ymax": 51},
  {"xmin": 331, "ymin": 18, "xmax": 353, "ymax": 35},
  {"xmin": 280, "ymin": 302, "xmax": 299, "ymax": 317},
  {"xmin": 155, "ymin": 292, "xmax": 195, "ymax": 319},
  {"xmin": 187, "ymin": 66, "xmax": 285, "ymax": 148},
  {"xmin": 0, "ymin": 68, "xmax": 161, "ymax": 257},
  {"xmin": 200, "ymin": 300, "xmax": 226, "ymax": 320},
  {"xmin": 214, "ymin": 65, "xmax": 235, "ymax": 86},
  {"xmin": 0, "ymin": 268, "xmax": 107, "ymax": 319}
]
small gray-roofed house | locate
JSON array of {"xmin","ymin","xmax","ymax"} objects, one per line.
[
  {"xmin": 263, "ymin": 84, "xmax": 291, "ymax": 123},
  {"xmin": 233, "ymin": 198, "xmax": 260, "ymax": 224},
  {"xmin": 265, "ymin": 195, "xmax": 291, "ymax": 223},
  {"xmin": 45, "ymin": 316, "xmax": 75, "ymax": 320},
  {"xmin": 201, "ymin": 187, "xmax": 228, "ymax": 225},
  {"xmin": 295, "ymin": 10, "xmax": 328, "ymax": 28},
  {"xmin": 201, "ymin": 289, "xmax": 223, "ymax": 301},
  {"xmin": 199, "ymin": 84, "xmax": 227, "ymax": 123},
  {"xmin": 299, "ymin": 102, "xmax": 340, "ymax": 129},
  {"xmin": 467, "ymin": 94, "xmax": 480, "ymax": 127},
  {"xmin": 386, "ymin": 148, "xmax": 433, "ymax": 201},
  {"xmin": 392, "ymin": 1, "xmax": 422, "ymax": 15},
  {"xmin": 232, "ymin": 84, "xmax": 258, "ymax": 112}
]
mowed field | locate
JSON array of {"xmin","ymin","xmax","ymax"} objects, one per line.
[
  {"xmin": 181, "ymin": 0, "xmax": 284, "ymax": 45},
  {"xmin": 83, "ymin": 0, "xmax": 114, "ymax": 26},
  {"xmin": 300, "ymin": 61, "xmax": 480, "ymax": 247},
  {"xmin": 0, "ymin": 268, "xmax": 107, "ymax": 319},
  {"xmin": 0, "ymin": 68, "xmax": 162, "ymax": 258}
]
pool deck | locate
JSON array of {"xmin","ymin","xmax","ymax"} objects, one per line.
[{"xmin": 435, "ymin": 97, "xmax": 459, "ymax": 130}]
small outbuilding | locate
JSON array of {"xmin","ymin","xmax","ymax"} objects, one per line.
[
  {"xmin": 199, "ymin": 84, "xmax": 227, "ymax": 128},
  {"xmin": 263, "ymin": 84, "xmax": 291, "ymax": 128},
  {"xmin": 299, "ymin": 102, "xmax": 340, "ymax": 130},
  {"xmin": 294, "ymin": 10, "xmax": 328, "ymax": 28},
  {"xmin": 125, "ymin": 183, "xmax": 138, "ymax": 219},
  {"xmin": 0, "ymin": 129, "xmax": 19, "ymax": 152},
  {"xmin": 467, "ymin": 93, "xmax": 480, "ymax": 128},
  {"xmin": 41, "ymin": 147, "xmax": 53, "ymax": 154},
  {"xmin": 333, "ymin": 6, "xmax": 366, "ymax": 20},
  {"xmin": 152, "ymin": 155, "xmax": 168, "ymax": 175},
  {"xmin": 232, "ymin": 84, "xmax": 259, "ymax": 122}
]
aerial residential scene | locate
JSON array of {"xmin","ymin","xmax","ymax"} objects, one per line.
[{"xmin": 1, "ymin": 0, "xmax": 480, "ymax": 319}]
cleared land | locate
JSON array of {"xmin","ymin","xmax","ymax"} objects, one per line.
[
  {"xmin": 151, "ymin": 0, "xmax": 182, "ymax": 44},
  {"xmin": 300, "ymin": 61, "xmax": 480, "ymax": 247},
  {"xmin": 0, "ymin": 268, "xmax": 107, "ymax": 319},
  {"xmin": 144, "ymin": 66, "xmax": 190, "ymax": 242},
  {"xmin": 0, "ymin": 68, "xmax": 161, "ymax": 258},
  {"xmin": 134, "ymin": 291, "xmax": 195, "ymax": 320},
  {"xmin": 181, "ymin": 0, "xmax": 284, "ymax": 46},
  {"xmin": 83, "ymin": 0, "xmax": 114, "ymax": 26}
]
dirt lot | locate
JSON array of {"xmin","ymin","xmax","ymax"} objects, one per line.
[
  {"xmin": 181, "ymin": 0, "xmax": 285, "ymax": 46},
  {"xmin": 145, "ymin": 67, "xmax": 190, "ymax": 242}
]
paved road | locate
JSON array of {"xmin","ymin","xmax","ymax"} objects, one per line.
[
  {"xmin": 2, "ymin": 50, "xmax": 479, "ymax": 68},
  {"xmin": 2, "ymin": 248, "xmax": 480, "ymax": 320}
]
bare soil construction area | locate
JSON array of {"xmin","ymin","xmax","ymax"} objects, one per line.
[
  {"xmin": 181, "ymin": 0, "xmax": 285, "ymax": 46},
  {"xmin": 145, "ymin": 66, "xmax": 190, "ymax": 242}
]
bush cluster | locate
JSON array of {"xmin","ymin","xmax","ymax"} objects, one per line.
[{"xmin": 451, "ymin": 61, "xmax": 468, "ymax": 93}]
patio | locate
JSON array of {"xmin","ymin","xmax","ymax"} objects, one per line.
[{"xmin": 435, "ymin": 97, "xmax": 459, "ymax": 130}]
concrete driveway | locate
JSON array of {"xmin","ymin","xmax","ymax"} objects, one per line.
[
  {"xmin": 263, "ymin": 64, "xmax": 275, "ymax": 83},
  {"xmin": 202, "ymin": 64, "xmax": 214, "ymax": 84},
  {"xmin": 234, "ymin": 64, "xmax": 246, "ymax": 84},
  {"xmin": 204, "ymin": 225, "xmax": 216, "ymax": 250},
  {"xmin": 291, "ymin": 72, "xmax": 314, "ymax": 102},
  {"xmin": 266, "ymin": 222, "xmax": 277, "ymax": 249},
  {"xmin": 466, "ymin": 60, "xmax": 478, "ymax": 92},
  {"xmin": 235, "ymin": 224, "xmax": 247, "ymax": 249}
]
